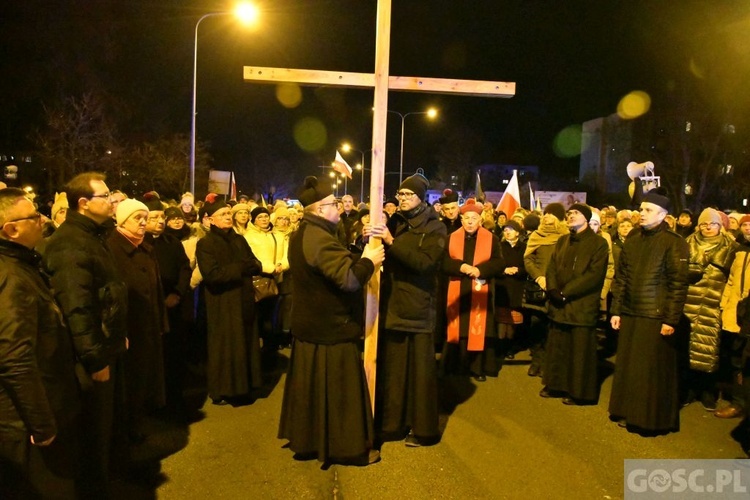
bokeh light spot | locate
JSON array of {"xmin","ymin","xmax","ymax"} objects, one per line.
[
  {"xmin": 617, "ymin": 90, "xmax": 651, "ymax": 120},
  {"xmin": 689, "ymin": 58, "xmax": 705, "ymax": 79},
  {"xmin": 553, "ymin": 125, "xmax": 583, "ymax": 158},
  {"xmin": 293, "ymin": 117, "xmax": 327, "ymax": 152},
  {"xmin": 276, "ymin": 83, "xmax": 302, "ymax": 108}
]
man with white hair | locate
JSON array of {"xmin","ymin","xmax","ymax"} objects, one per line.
[{"xmin": 609, "ymin": 188, "xmax": 689, "ymax": 434}]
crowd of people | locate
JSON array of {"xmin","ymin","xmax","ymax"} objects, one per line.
[{"xmin": 2, "ymin": 171, "xmax": 750, "ymax": 497}]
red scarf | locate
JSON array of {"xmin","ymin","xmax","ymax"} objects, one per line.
[{"xmin": 447, "ymin": 227, "xmax": 492, "ymax": 351}]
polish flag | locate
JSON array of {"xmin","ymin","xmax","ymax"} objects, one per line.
[
  {"xmin": 496, "ymin": 170, "xmax": 520, "ymax": 215},
  {"xmin": 333, "ymin": 150, "xmax": 353, "ymax": 179}
]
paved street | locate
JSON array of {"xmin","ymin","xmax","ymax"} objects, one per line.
[{"xmin": 118, "ymin": 348, "xmax": 747, "ymax": 500}]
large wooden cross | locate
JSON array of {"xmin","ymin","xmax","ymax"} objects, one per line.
[{"xmin": 243, "ymin": 0, "xmax": 515, "ymax": 413}]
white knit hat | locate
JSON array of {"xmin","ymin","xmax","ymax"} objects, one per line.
[{"xmin": 116, "ymin": 198, "xmax": 149, "ymax": 226}]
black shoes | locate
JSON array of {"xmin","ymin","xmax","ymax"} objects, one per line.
[
  {"xmin": 539, "ymin": 387, "xmax": 551, "ymax": 398},
  {"xmin": 527, "ymin": 365, "xmax": 541, "ymax": 377},
  {"xmin": 471, "ymin": 373, "xmax": 487, "ymax": 382},
  {"xmin": 562, "ymin": 397, "xmax": 576, "ymax": 406}
]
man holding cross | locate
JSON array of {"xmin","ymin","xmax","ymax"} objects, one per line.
[{"xmin": 368, "ymin": 173, "xmax": 447, "ymax": 447}]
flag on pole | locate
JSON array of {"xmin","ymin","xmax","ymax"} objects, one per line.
[
  {"xmin": 496, "ymin": 170, "xmax": 521, "ymax": 215},
  {"xmin": 230, "ymin": 172, "xmax": 237, "ymax": 201},
  {"xmin": 475, "ymin": 170, "xmax": 485, "ymax": 202},
  {"xmin": 528, "ymin": 182, "xmax": 534, "ymax": 210},
  {"xmin": 260, "ymin": 194, "xmax": 267, "ymax": 208},
  {"xmin": 333, "ymin": 150, "xmax": 353, "ymax": 179}
]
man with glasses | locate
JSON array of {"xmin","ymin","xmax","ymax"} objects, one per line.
[
  {"xmin": 142, "ymin": 193, "xmax": 192, "ymax": 419},
  {"xmin": 367, "ymin": 173, "xmax": 447, "ymax": 448},
  {"xmin": 0, "ymin": 188, "xmax": 81, "ymax": 498},
  {"xmin": 43, "ymin": 172, "xmax": 128, "ymax": 497},
  {"xmin": 609, "ymin": 188, "xmax": 689, "ymax": 434}
]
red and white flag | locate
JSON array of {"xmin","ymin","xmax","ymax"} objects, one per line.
[
  {"xmin": 230, "ymin": 172, "xmax": 237, "ymax": 201},
  {"xmin": 333, "ymin": 150, "xmax": 353, "ymax": 179},
  {"xmin": 496, "ymin": 170, "xmax": 520, "ymax": 215}
]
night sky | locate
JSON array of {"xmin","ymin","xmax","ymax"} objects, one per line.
[{"xmin": 2, "ymin": 0, "xmax": 749, "ymax": 197}]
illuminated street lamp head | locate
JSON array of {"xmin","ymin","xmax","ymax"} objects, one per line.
[
  {"xmin": 427, "ymin": 107, "xmax": 438, "ymax": 119},
  {"xmin": 342, "ymin": 143, "xmax": 352, "ymax": 153},
  {"xmin": 329, "ymin": 171, "xmax": 335, "ymax": 178},
  {"xmin": 355, "ymin": 163, "xmax": 362, "ymax": 170},
  {"xmin": 234, "ymin": 2, "xmax": 259, "ymax": 25}
]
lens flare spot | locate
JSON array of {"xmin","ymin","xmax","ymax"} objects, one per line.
[
  {"xmin": 617, "ymin": 90, "xmax": 651, "ymax": 120},
  {"xmin": 276, "ymin": 83, "xmax": 302, "ymax": 108},
  {"xmin": 553, "ymin": 125, "xmax": 583, "ymax": 158},
  {"xmin": 293, "ymin": 117, "xmax": 327, "ymax": 152}
]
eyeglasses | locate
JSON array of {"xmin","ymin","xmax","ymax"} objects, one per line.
[
  {"xmin": 7, "ymin": 212, "xmax": 42, "ymax": 223},
  {"xmin": 90, "ymin": 192, "xmax": 111, "ymax": 199},
  {"xmin": 698, "ymin": 222, "xmax": 720, "ymax": 229},
  {"xmin": 396, "ymin": 191, "xmax": 416, "ymax": 199}
]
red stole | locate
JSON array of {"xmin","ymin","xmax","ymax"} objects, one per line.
[{"xmin": 447, "ymin": 227, "xmax": 492, "ymax": 351}]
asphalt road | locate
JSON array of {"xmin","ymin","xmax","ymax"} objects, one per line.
[{"xmin": 118, "ymin": 348, "xmax": 748, "ymax": 500}]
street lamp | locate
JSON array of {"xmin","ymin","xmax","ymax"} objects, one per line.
[
  {"xmin": 190, "ymin": 3, "xmax": 259, "ymax": 196},
  {"xmin": 386, "ymin": 108, "xmax": 437, "ymax": 183},
  {"xmin": 342, "ymin": 143, "xmax": 369, "ymax": 202}
]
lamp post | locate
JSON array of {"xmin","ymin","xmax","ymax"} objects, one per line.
[
  {"xmin": 387, "ymin": 108, "xmax": 437, "ymax": 184},
  {"xmin": 342, "ymin": 143, "xmax": 368, "ymax": 202},
  {"xmin": 190, "ymin": 4, "xmax": 258, "ymax": 196}
]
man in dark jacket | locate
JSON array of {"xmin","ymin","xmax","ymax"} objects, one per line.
[
  {"xmin": 369, "ymin": 173, "xmax": 447, "ymax": 447},
  {"xmin": 541, "ymin": 203, "xmax": 608, "ymax": 405},
  {"xmin": 278, "ymin": 176, "xmax": 384, "ymax": 465},
  {"xmin": 142, "ymin": 194, "xmax": 193, "ymax": 418},
  {"xmin": 609, "ymin": 189, "xmax": 689, "ymax": 434},
  {"xmin": 196, "ymin": 195, "xmax": 262, "ymax": 405},
  {"xmin": 43, "ymin": 172, "xmax": 128, "ymax": 497},
  {"xmin": 0, "ymin": 188, "xmax": 81, "ymax": 499}
]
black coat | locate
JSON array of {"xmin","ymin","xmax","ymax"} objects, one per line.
[
  {"xmin": 496, "ymin": 239, "xmax": 527, "ymax": 309},
  {"xmin": 43, "ymin": 211, "xmax": 128, "ymax": 374},
  {"xmin": 146, "ymin": 232, "xmax": 192, "ymax": 300},
  {"xmin": 108, "ymin": 231, "xmax": 167, "ymax": 412},
  {"xmin": 0, "ymin": 240, "xmax": 80, "ymax": 443},
  {"xmin": 546, "ymin": 227, "xmax": 609, "ymax": 327},
  {"xmin": 289, "ymin": 214, "xmax": 375, "ymax": 344},
  {"xmin": 610, "ymin": 222, "xmax": 690, "ymax": 327},
  {"xmin": 381, "ymin": 203, "xmax": 448, "ymax": 333},
  {"xmin": 196, "ymin": 226, "xmax": 262, "ymax": 398}
]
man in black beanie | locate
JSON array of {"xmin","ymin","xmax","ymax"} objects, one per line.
[
  {"xmin": 543, "ymin": 202, "xmax": 566, "ymax": 223},
  {"xmin": 438, "ymin": 189, "xmax": 461, "ymax": 234},
  {"xmin": 367, "ymin": 173, "xmax": 447, "ymax": 447}
]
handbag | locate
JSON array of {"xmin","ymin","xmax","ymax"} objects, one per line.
[
  {"xmin": 253, "ymin": 275, "xmax": 278, "ymax": 302},
  {"xmin": 524, "ymin": 277, "xmax": 547, "ymax": 305},
  {"xmin": 736, "ymin": 253, "xmax": 750, "ymax": 331},
  {"xmin": 253, "ymin": 235, "xmax": 279, "ymax": 302}
]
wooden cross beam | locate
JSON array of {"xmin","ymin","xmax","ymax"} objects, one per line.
[{"xmin": 243, "ymin": 0, "xmax": 515, "ymax": 414}]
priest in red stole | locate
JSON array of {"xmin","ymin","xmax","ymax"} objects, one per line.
[{"xmin": 441, "ymin": 199, "xmax": 505, "ymax": 381}]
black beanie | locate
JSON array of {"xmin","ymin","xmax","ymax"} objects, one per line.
[
  {"xmin": 398, "ymin": 173, "xmax": 429, "ymax": 201},
  {"xmin": 544, "ymin": 202, "xmax": 566, "ymax": 222},
  {"xmin": 140, "ymin": 191, "xmax": 164, "ymax": 212},
  {"xmin": 568, "ymin": 203, "xmax": 592, "ymax": 221},
  {"xmin": 250, "ymin": 206, "xmax": 270, "ymax": 223},
  {"xmin": 298, "ymin": 176, "xmax": 334, "ymax": 207},
  {"xmin": 164, "ymin": 207, "xmax": 184, "ymax": 221},
  {"xmin": 643, "ymin": 187, "xmax": 672, "ymax": 212},
  {"xmin": 439, "ymin": 188, "xmax": 458, "ymax": 204},
  {"xmin": 202, "ymin": 193, "xmax": 228, "ymax": 217},
  {"xmin": 523, "ymin": 213, "xmax": 540, "ymax": 232}
]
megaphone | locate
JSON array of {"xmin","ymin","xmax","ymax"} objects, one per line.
[{"xmin": 626, "ymin": 161, "xmax": 655, "ymax": 180}]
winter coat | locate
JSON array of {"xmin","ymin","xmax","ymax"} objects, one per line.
[
  {"xmin": 610, "ymin": 222, "xmax": 689, "ymax": 327},
  {"xmin": 496, "ymin": 239, "xmax": 527, "ymax": 310},
  {"xmin": 289, "ymin": 214, "xmax": 375, "ymax": 344},
  {"xmin": 0, "ymin": 240, "xmax": 80, "ymax": 443},
  {"xmin": 720, "ymin": 241, "xmax": 750, "ymax": 334},
  {"xmin": 244, "ymin": 224, "xmax": 289, "ymax": 275},
  {"xmin": 523, "ymin": 237, "xmax": 559, "ymax": 313},
  {"xmin": 196, "ymin": 226, "xmax": 263, "ymax": 397},
  {"xmin": 546, "ymin": 227, "xmax": 609, "ymax": 327},
  {"xmin": 43, "ymin": 211, "xmax": 128, "ymax": 374},
  {"xmin": 108, "ymin": 231, "xmax": 168, "ymax": 411},
  {"xmin": 683, "ymin": 232, "xmax": 738, "ymax": 372},
  {"xmin": 381, "ymin": 203, "xmax": 447, "ymax": 333}
]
